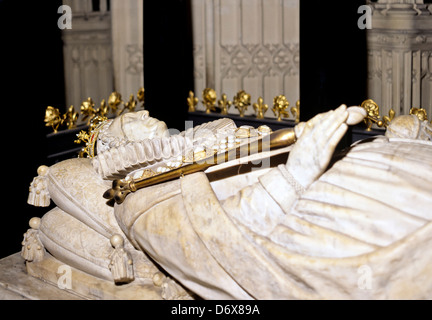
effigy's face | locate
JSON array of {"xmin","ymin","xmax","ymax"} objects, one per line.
[
  {"xmin": 122, "ymin": 110, "xmax": 169, "ymax": 141},
  {"xmin": 108, "ymin": 110, "xmax": 170, "ymax": 142}
]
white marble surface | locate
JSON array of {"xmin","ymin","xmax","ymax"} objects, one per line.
[
  {"xmin": 25, "ymin": 107, "xmax": 432, "ymax": 299},
  {"xmin": 0, "ymin": 253, "xmax": 81, "ymax": 300}
]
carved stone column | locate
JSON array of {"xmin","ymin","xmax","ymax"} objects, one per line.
[
  {"xmin": 367, "ymin": 0, "xmax": 432, "ymax": 117},
  {"xmin": 111, "ymin": 0, "xmax": 144, "ymax": 99}
]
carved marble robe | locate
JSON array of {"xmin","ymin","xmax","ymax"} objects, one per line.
[{"xmin": 114, "ymin": 136, "xmax": 432, "ymax": 299}]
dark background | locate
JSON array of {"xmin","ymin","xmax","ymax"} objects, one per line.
[
  {"xmin": 0, "ymin": 0, "xmax": 65, "ymax": 258},
  {"xmin": 300, "ymin": 0, "xmax": 367, "ymax": 148},
  {"xmin": 143, "ymin": 0, "xmax": 194, "ymax": 131},
  {"xmin": 0, "ymin": 0, "xmax": 367, "ymax": 259},
  {"xmin": 300, "ymin": 1, "xmax": 367, "ymax": 120}
]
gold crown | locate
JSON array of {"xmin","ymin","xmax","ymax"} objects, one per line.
[{"xmin": 74, "ymin": 116, "xmax": 111, "ymax": 158}]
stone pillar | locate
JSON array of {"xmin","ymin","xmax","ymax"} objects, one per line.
[
  {"xmin": 192, "ymin": 0, "xmax": 299, "ymax": 119},
  {"xmin": 111, "ymin": 0, "xmax": 144, "ymax": 98},
  {"xmin": 367, "ymin": 0, "xmax": 432, "ymax": 117},
  {"xmin": 61, "ymin": 0, "xmax": 113, "ymax": 120}
]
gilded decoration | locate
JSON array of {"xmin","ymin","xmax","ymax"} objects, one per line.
[{"xmin": 188, "ymin": 88, "xmax": 300, "ymax": 122}]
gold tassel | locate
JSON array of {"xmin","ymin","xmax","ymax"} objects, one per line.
[
  {"xmin": 27, "ymin": 165, "xmax": 50, "ymax": 207},
  {"xmin": 108, "ymin": 234, "xmax": 134, "ymax": 284}
]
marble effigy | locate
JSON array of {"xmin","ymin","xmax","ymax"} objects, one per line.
[{"xmin": 24, "ymin": 105, "xmax": 432, "ymax": 299}]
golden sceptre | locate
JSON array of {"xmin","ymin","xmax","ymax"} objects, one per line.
[{"xmin": 104, "ymin": 128, "xmax": 297, "ymax": 205}]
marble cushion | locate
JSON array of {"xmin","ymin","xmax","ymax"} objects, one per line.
[
  {"xmin": 46, "ymin": 158, "xmax": 121, "ymax": 238},
  {"xmin": 39, "ymin": 206, "xmax": 114, "ymax": 281}
]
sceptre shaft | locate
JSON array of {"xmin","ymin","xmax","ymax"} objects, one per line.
[{"xmin": 103, "ymin": 128, "xmax": 297, "ymax": 205}]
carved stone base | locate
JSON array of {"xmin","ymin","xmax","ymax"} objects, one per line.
[
  {"xmin": 0, "ymin": 253, "xmax": 79, "ymax": 299},
  {"xmin": 25, "ymin": 252, "xmax": 164, "ymax": 300}
]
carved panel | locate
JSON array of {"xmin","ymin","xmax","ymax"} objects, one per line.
[
  {"xmin": 61, "ymin": 1, "xmax": 113, "ymax": 124},
  {"xmin": 367, "ymin": 0, "xmax": 432, "ymax": 117},
  {"xmin": 192, "ymin": 0, "xmax": 299, "ymax": 119},
  {"xmin": 61, "ymin": 1, "xmax": 143, "ymax": 126}
]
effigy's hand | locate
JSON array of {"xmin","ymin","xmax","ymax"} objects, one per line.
[{"xmin": 286, "ymin": 105, "xmax": 350, "ymax": 190}]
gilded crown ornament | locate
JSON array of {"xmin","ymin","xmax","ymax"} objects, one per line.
[
  {"xmin": 80, "ymin": 97, "xmax": 97, "ymax": 125},
  {"xmin": 120, "ymin": 94, "xmax": 137, "ymax": 115},
  {"xmin": 187, "ymin": 91, "xmax": 199, "ymax": 112},
  {"xmin": 381, "ymin": 108, "xmax": 395, "ymax": 127},
  {"xmin": 186, "ymin": 88, "xmax": 302, "ymax": 122},
  {"xmin": 218, "ymin": 94, "xmax": 232, "ymax": 115},
  {"xmin": 98, "ymin": 99, "xmax": 109, "ymax": 118},
  {"xmin": 137, "ymin": 87, "xmax": 145, "ymax": 106},
  {"xmin": 253, "ymin": 97, "xmax": 268, "ymax": 119},
  {"xmin": 291, "ymin": 100, "xmax": 300, "ymax": 123},
  {"xmin": 63, "ymin": 105, "xmax": 79, "ymax": 129},
  {"xmin": 81, "ymin": 97, "xmax": 112, "ymax": 124},
  {"xmin": 272, "ymin": 95, "xmax": 290, "ymax": 121},
  {"xmin": 44, "ymin": 87, "xmax": 145, "ymax": 134},
  {"xmin": 233, "ymin": 90, "xmax": 251, "ymax": 117},
  {"xmin": 361, "ymin": 99, "xmax": 395, "ymax": 130},
  {"xmin": 44, "ymin": 105, "xmax": 78, "ymax": 133},
  {"xmin": 74, "ymin": 115, "xmax": 109, "ymax": 158},
  {"xmin": 202, "ymin": 88, "xmax": 217, "ymax": 114},
  {"xmin": 358, "ymin": 100, "xmax": 431, "ymax": 131},
  {"xmin": 44, "ymin": 106, "xmax": 63, "ymax": 133},
  {"xmin": 108, "ymin": 91, "xmax": 123, "ymax": 114},
  {"xmin": 410, "ymin": 107, "xmax": 428, "ymax": 122}
]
